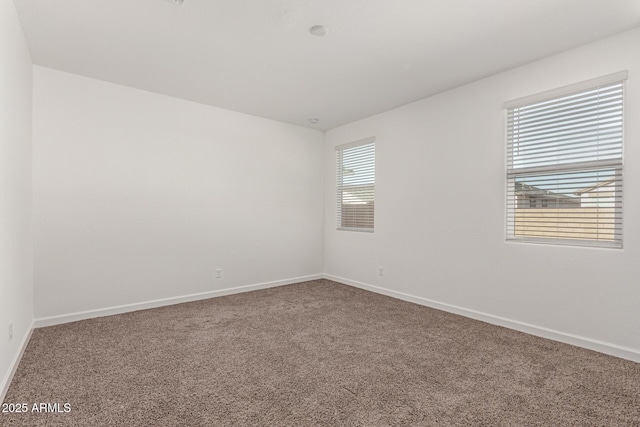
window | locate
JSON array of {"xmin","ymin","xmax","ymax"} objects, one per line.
[
  {"xmin": 505, "ymin": 71, "xmax": 626, "ymax": 248},
  {"xmin": 336, "ymin": 137, "xmax": 375, "ymax": 232}
]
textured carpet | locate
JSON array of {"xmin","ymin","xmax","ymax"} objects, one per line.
[{"xmin": 2, "ymin": 279, "xmax": 639, "ymax": 426}]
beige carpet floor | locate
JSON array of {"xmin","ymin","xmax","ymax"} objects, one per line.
[{"xmin": 2, "ymin": 279, "xmax": 639, "ymax": 426}]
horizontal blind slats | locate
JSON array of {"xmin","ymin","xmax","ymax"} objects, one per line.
[
  {"xmin": 507, "ymin": 127, "xmax": 622, "ymax": 149},
  {"xmin": 504, "ymin": 72, "xmax": 627, "ymax": 108},
  {"xmin": 508, "ymin": 117, "xmax": 623, "ymax": 142},
  {"xmin": 337, "ymin": 140, "xmax": 375, "ymax": 232},
  {"xmin": 508, "ymin": 97, "xmax": 622, "ymax": 128},
  {"xmin": 507, "ymin": 149, "xmax": 622, "ymax": 166},
  {"xmin": 509, "ymin": 87, "xmax": 622, "ymax": 117},
  {"xmin": 506, "ymin": 76, "xmax": 624, "ymax": 248},
  {"xmin": 507, "ymin": 136, "xmax": 622, "ymax": 155}
]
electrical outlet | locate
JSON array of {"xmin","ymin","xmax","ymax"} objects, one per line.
[
  {"xmin": 378, "ymin": 267, "xmax": 384, "ymax": 276},
  {"xmin": 9, "ymin": 323, "xmax": 13, "ymax": 342},
  {"xmin": 215, "ymin": 268, "xmax": 223, "ymax": 279}
]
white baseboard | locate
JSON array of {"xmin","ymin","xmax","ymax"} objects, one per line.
[
  {"xmin": 22, "ymin": 272, "xmax": 640, "ymax": 368},
  {"xmin": 1, "ymin": 321, "xmax": 34, "ymax": 403},
  {"xmin": 34, "ymin": 274, "xmax": 323, "ymax": 328},
  {"xmin": 324, "ymin": 274, "xmax": 640, "ymax": 363}
]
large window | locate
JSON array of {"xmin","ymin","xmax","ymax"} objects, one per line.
[
  {"xmin": 505, "ymin": 72, "xmax": 626, "ymax": 248},
  {"xmin": 336, "ymin": 137, "xmax": 375, "ymax": 232}
]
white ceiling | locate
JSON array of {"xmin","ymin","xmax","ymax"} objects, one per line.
[{"xmin": 14, "ymin": 0, "xmax": 640, "ymax": 130}]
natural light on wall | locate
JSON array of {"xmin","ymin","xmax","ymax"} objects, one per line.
[
  {"xmin": 505, "ymin": 71, "xmax": 626, "ymax": 248},
  {"xmin": 336, "ymin": 137, "xmax": 376, "ymax": 232}
]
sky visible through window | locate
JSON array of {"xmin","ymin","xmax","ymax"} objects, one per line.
[{"xmin": 515, "ymin": 169, "xmax": 616, "ymax": 194}]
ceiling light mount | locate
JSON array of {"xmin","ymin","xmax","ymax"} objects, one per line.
[
  {"xmin": 166, "ymin": 0, "xmax": 184, "ymax": 5},
  {"xmin": 308, "ymin": 118, "xmax": 319, "ymax": 125},
  {"xmin": 309, "ymin": 25, "xmax": 327, "ymax": 37}
]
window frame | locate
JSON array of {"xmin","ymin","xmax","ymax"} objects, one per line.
[
  {"xmin": 504, "ymin": 72, "xmax": 627, "ymax": 249},
  {"xmin": 336, "ymin": 137, "xmax": 376, "ymax": 233}
]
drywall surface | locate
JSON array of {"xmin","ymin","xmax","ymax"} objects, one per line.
[
  {"xmin": 324, "ymin": 27, "xmax": 640, "ymax": 356},
  {"xmin": 0, "ymin": 0, "xmax": 33, "ymax": 397},
  {"xmin": 33, "ymin": 67, "xmax": 324, "ymax": 318}
]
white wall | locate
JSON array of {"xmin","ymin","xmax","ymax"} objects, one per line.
[
  {"xmin": 0, "ymin": 0, "xmax": 33, "ymax": 396},
  {"xmin": 324, "ymin": 27, "xmax": 640, "ymax": 360},
  {"xmin": 33, "ymin": 67, "xmax": 324, "ymax": 319}
]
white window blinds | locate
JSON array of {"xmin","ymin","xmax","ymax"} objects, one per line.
[
  {"xmin": 336, "ymin": 137, "xmax": 375, "ymax": 232},
  {"xmin": 506, "ymin": 72, "xmax": 626, "ymax": 248}
]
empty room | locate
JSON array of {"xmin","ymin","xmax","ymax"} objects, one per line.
[{"xmin": 2, "ymin": 0, "xmax": 640, "ymax": 425}]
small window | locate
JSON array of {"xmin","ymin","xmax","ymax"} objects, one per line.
[
  {"xmin": 336, "ymin": 137, "xmax": 375, "ymax": 232},
  {"xmin": 505, "ymin": 72, "xmax": 626, "ymax": 248}
]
